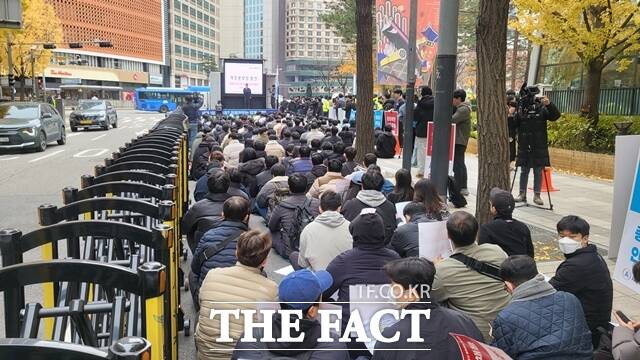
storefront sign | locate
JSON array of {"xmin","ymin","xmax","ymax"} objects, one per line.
[{"xmin": 45, "ymin": 66, "xmax": 149, "ymax": 84}]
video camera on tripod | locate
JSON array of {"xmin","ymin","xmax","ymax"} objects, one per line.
[{"xmin": 518, "ymin": 83, "xmax": 542, "ymax": 114}]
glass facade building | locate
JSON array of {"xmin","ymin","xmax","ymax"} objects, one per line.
[{"xmin": 244, "ymin": 0, "xmax": 263, "ymax": 60}]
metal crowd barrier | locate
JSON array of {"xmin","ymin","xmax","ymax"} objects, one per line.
[{"xmin": 0, "ymin": 114, "xmax": 189, "ymax": 360}]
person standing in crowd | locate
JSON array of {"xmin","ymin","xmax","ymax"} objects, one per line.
[
  {"xmin": 373, "ymin": 258, "xmax": 483, "ymax": 360},
  {"xmin": 413, "ymin": 87, "xmax": 434, "ymax": 178},
  {"xmin": 223, "ymin": 132, "xmax": 244, "ymax": 168},
  {"xmin": 345, "ymin": 95, "xmax": 355, "ymax": 122},
  {"xmin": 507, "ymin": 99, "xmax": 518, "ymax": 168},
  {"xmin": 334, "ymin": 93, "xmax": 346, "ymax": 119},
  {"xmin": 413, "ymin": 178, "xmax": 450, "ymax": 221},
  {"xmin": 232, "ymin": 269, "xmax": 349, "ymax": 360},
  {"xmin": 451, "ymin": 89, "xmax": 472, "ymax": 196},
  {"xmin": 478, "ymin": 187, "xmax": 534, "ymax": 257},
  {"xmin": 390, "ymin": 202, "xmax": 434, "ymax": 258},
  {"xmin": 431, "ymin": 211, "xmax": 511, "ymax": 342},
  {"xmin": 307, "ymin": 159, "xmax": 345, "ymax": 199},
  {"xmin": 386, "ymin": 168, "xmax": 414, "ymax": 205},
  {"xmin": 491, "ymin": 255, "xmax": 593, "ymax": 359},
  {"xmin": 514, "ymin": 94, "xmax": 561, "ymax": 205},
  {"xmin": 341, "ymin": 169, "xmax": 397, "ymax": 244},
  {"xmin": 612, "ymin": 262, "xmax": 640, "ymax": 360},
  {"xmin": 243, "ymin": 83, "xmax": 252, "ymax": 109},
  {"xmin": 189, "ymin": 197, "xmax": 251, "ymax": 304},
  {"xmin": 549, "ymin": 215, "xmax": 613, "ymax": 348},
  {"xmin": 196, "ymin": 230, "xmax": 277, "ymax": 360},
  {"xmin": 182, "ymin": 170, "xmax": 232, "ymax": 252},
  {"xmin": 293, "ymin": 190, "xmax": 353, "ymax": 271},
  {"xmin": 268, "ymin": 174, "xmax": 320, "ymax": 258},
  {"xmin": 375, "ymin": 124, "xmax": 397, "ymax": 159},
  {"xmin": 182, "ymin": 94, "xmax": 204, "ymax": 148}
]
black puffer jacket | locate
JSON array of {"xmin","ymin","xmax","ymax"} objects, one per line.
[
  {"xmin": 181, "ymin": 192, "xmax": 231, "ymax": 252},
  {"xmin": 238, "ymin": 158, "xmax": 266, "ymax": 197},
  {"xmin": 414, "ymin": 95, "xmax": 434, "ymax": 137},
  {"xmin": 268, "ymin": 194, "xmax": 320, "ymax": 257},
  {"xmin": 341, "ymin": 191, "xmax": 397, "ymax": 244},
  {"xmin": 514, "ymin": 102, "xmax": 561, "ymax": 167},
  {"xmin": 190, "ymin": 141, "xmax": 212, "ymax": 180},
  {"xmin": 338, "ymin": 130, "xmax": 354, "ymax": 147},
  {"xmin": 390, "ymin": 213, "xmax": 435, "ymax": 258},
  {"xmin": 375, "ymin": 131, "xmax": 397, "ymax": 159}
]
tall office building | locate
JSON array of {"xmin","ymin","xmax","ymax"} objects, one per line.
[
  {"xmin": 283, "ymin": 0, "xmax": 352, "ymax": 97},
  {"xmin": 243, "ymin": 0, "xmax": 285, "ymax": 75},
  {"xmin": 219, "ymin": 0, "xmax": 244, "ymax": 59},
  {"xmin": 43, "ymin": 0, "xmax": 169, "ymax": 99},
  {"xmin": 169, "ymin": 0, "xmax": 220, "ymax": 88}
]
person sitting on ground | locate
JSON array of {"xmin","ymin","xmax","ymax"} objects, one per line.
[
  {"xmin": 190, "ymin": 134, "xmax": 217, "ymax": 180},
  {"xmin": 279, "ymin": 129, "xmax": 292, "ymax": 148},
  {"xmin": 238, "ymin": 147, "xmax": 266, "ymax": 198},
  {"xmin": 346, "ymin": 153, "xmax": 394, "ymax": 194},
  {"xmin": 338, "ymin": 125, "xmax": 354, "ymax": 147},
  {"xmin": 256, "ymin": 164, "xmax": 289, "ymax": 219},
  {"xmin": 386, "ymin": 168, "xmax": 414, "ymax": 205},
  {"xmin": 372, "ymin": 258, "xmax": 483, "ymax": 360},
  {"xmin": 189, "ymin": 196, "xmax": 250, "ymax": 304},
  {"xmin": 290, "ymin": 131, "xmax": 302, "ymax": 147},
  {"xmin": 491, "ymin": 255, "xmax": 593, "ymax": 359},
  {"xmin": 227, "ymin": 167, "xmax": 250, "ymax": 200},
  {"xmin": 255, "ymin": 155, "xmax": 279, "ymax": 193},
  {"xmin": 232, "ymin": 269, "xmax": 349, "ymax": 360},
  {"xmin": 341, "ymin": 169, "xmax": 397, "ymax": 244},
  {"xmin": 310, "ymin": 138, "xmax": 322, "ymax": 153},
  {"xmin": 287, "ymin": 145, "xmax": 313, "ymax": 175},
  {"xmin": 305, "ymin": 152, "xmax": 327, "ymax": 189},
  {"xmin": 431, "ymin": 211, "xmax": 511, "ymax": 342},
  {"xmin": 268, "ymin": 173, "xmax": 320, "ymax": 258},
  {"xmin": 340, "ymin": 146, "xmax": 358, "ymax": 176},
  {"xmin": 307, "ymin": 159, "xmax": 345, "ymax": 199},
  {"xmin": 292, "ymin": 190, "xmax": 352, "ymax": 271},
  {"xmin": 196, "ymin": 230, "xmax": 278, "ymax": 360},
  {"xmin": 193, "ymin": 151, "xmax": 226, "ymax": 201},
  {"xmin": 327, "ymin": 142, "xmax": 345, "ymax": 163},
  {"xmin": 223, "ymin": 132, "xmax": 244, "ymax": 167},
  {"xmin": 413, "ymin": 178, "xmax": 450, "ymax": 221},
  {"xmin": 549, "ymin": 215, "xmax": 613, "ymax": 348},
  {"xmin": 301, "ymin": 121, "xmax": 325, "ymax": 143},
  {"xmin": 319, "ymin": 142, "xmax": 334, "ymax": 160},
  {"xmin": 390, "ymin": 202, "xmax": 439, "ymax": 258},
  {"xmin": 265, "ymin": 134, "xmax": 286, "ymax": 159},
  {"xmin": 182, "ymin": 170, "xmax": 232, "ymax": 253},
  {"xmin": 375, "ymin": 124, "xmax": 397, "ymax": 159},
  {"xmin": 254, "ymin": 127, "xmax": 269, "ymax": 144},
  {"xmin": 322, "ymin": 126, "xmax": 342, "ymax": 146},
  {"xmin": 612, "ymin": 262, "xmax": 640, "ymax": 360},
  {"xmin": 478, "ymin": 187, "xmax": 534, "ymax": 257},
  {"xmin": 253, "ymin": 140, "xmax": 267, "ymax": 159}
]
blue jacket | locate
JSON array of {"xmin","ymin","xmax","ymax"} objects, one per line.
[
  {"xmin": 491, "ymin": 275, "xmax": 593, "ymax": 360},
  {"xmin": 286, "ymin": 157, "xmax": 313, "ymax": 175},
  {"xmin": 191, "ymin": 220, "xmax": 248, "ymax": 287}
]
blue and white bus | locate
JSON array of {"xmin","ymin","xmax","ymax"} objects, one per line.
[{"xmin": 134, "ymin": 86, "xmax": 210, "ymax": 113}]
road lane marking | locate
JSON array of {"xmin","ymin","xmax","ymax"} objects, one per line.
[
  {"xmin": 0, "ymin": 156, "xmax": 19, "ymax": 161},
  {"xmin": 73, "ymin": 148, "xmax": 109, "ymax": 158},
  {"xmin": 66, "ymin": 133, "xmax": 82, "ymax": 138},
  {"xmin": 28, "ymin": 149, "xmax": 64, "ymax": 163},
  {"xmin": 91, "ymin": 134, "xmax": 108, "ymax": 141}
]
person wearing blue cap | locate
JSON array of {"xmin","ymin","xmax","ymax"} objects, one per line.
[{"xmin": 233, "ymin": 269, "xmax": 349, "ymax": 360}]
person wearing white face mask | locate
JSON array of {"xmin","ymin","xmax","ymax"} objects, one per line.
[
  {"xmin": 549, "ymin": 215, "xmax": 613, "ymax": 349},
  {"xmin": 372, "ymin": 257, "xmax": 483, "ymax": 360}
]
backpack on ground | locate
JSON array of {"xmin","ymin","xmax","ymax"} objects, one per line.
[{"xmin": 282, "ymin": 198, "xmax": 315, "ymax": 253}]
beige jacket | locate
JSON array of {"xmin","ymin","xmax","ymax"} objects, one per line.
[
  {"xmin": 265, "ymin": 140, "xmax": 286, "ymax": 159},
  {"xmin": 307, "ymin": 172, "xmax": 345, "ymax": 199},
  {"xmin": 431, "ymin": 243, "xmax": 511, "ymax": 342},
  {"xmin": 195, "ymin": 263, "xmax": 278, "ymax": 360},
  {"xmin": 223, "ymin": 140, "xmax": 244, "ymax": 168}
]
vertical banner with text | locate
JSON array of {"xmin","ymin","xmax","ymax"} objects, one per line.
[
  {"xmin": 614, "ymin": 150, "xmax": 640, "ymax": 294},
  {"xmin": 384, "ymin": 110, "xmax": 401, "ymax": 155},
  {"xmin": 374, "ymin": 110, "xmax": 384, "ymax": 129},
  {"xmin": 425, "ymin": 122, "xmax": 456, "ymax": 178}
]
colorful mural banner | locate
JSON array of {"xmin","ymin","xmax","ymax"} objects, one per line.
[{"xmin": 375, "ymin": 0, "xmax": 441, "ymax": 86}]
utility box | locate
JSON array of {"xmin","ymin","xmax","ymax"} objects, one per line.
[{"xmin": 0, "ymin": 0, "xmax": 22, "ymax": 29}]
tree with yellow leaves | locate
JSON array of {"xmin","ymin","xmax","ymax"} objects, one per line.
[
  {"xmin": 1, "ymin": 0, "xmax": 63, "ymax": 100},
  {"xmin": 511, "ymin": 0, "xmax": 640, "ymax": 146}
]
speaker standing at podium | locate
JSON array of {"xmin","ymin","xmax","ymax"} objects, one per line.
[{"xmin": 243, "ymin": 84, "xmax": 252, "ymax": 109}]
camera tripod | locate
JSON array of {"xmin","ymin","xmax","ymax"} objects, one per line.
[{"xmin": 510, "ymin": 166, "xmax": 554, "ymax": 211}]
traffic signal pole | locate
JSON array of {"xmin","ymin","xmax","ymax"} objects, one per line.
[
  {"xmin": 430, "ymin": 0, "xmax": 460, "ymax": 195},
  {"xmin": 402, "ymin": 0, "xmax": 418, "ymax": 171}
]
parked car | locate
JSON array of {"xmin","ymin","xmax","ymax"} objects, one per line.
[
  {"xmin": 69, "ymin": 100, "xmax": 118, "ymax": 132},
  {"xmin": 0, "ymin": 102, "xmax": 66, "ymax": 152}
]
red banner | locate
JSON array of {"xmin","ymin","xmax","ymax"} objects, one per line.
[
  {"xmin": 449, "ymin": 333, "xmax": 512, "ymax": 360},
  {"xmin": 384, "ymin": 111, "xmax": 401, "ymax": 155}
]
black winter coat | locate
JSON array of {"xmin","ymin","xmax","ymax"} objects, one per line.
[
  {"xmin": 255, "ymin": 170, "xmax": 273, "ymax": 193},
  {"xmin": 414, "ymin": 95, "xmax": 434, "ymax": 137},
  {"xmin": 372, "ymin": 301, "xmax": 483, "ymax": 360},
  {"xmin": 238, "ymin": 158, "xmax": 266, "ymax": 197},
  {"xmin": 341, "ymin": 198, "xmax": 397, "ymax": 245},
  {"xmin": 338, "ymin": 130, "xmax": 354, "ymax": 147},
  {"xmin": 181, "ymin": 192, "xmax": 231, "ymax": 252},
  {"xmin": 375, "ymin": 131, "xmax": 397, "ymax": 159},
  {"xmin": 268, "ymin": 194, "xmax": 320, "ymax": 257},
  {"xmin": 514, "ymin": 102, "xmax": 561, "ymax": 167},
  {"xmin": 190, "ymin": 142, "xmax": 212, "ymax": 180},
  {"xmin": 549, "ymin": 244, "xmax": 613, "ymax": 338},
  {"xmin": 389, "ymin": 214, "xmax": 434, "ymax": 258},
  {"xmin": 478, "ymin": 215, "xmax": 534, "ymax": 257}
]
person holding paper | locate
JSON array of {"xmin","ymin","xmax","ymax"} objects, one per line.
[
  {"xmin": 491, "ymin": 255, "xmax": 593, "ymax": 359},
  {"xmin": 373, "ymin": 258, "xmax": 483, "ymax": 360},
  {"xmin": 390, "ymin": 202, "xmax": 433, "ymax": 258},
  {"xmin": 431, "ymin": 211, "xmax": 511, "ymax": 342}
]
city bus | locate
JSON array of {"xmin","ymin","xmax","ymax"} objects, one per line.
[{"xmin": 134, "ymin": 86, "xmax": 210, "ymax": 113}]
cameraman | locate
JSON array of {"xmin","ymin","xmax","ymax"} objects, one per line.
[
  {"xmin": 514, "ymin": 87, "xmax": 561, "ymax": 205},
  {"xmin": 182, "ymin": 93, "xmax": 204, "ymax": 149}
]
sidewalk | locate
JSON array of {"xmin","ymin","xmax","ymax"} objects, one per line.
[{"xmin": 378, "ymin": 153, "xmax": 640, "ymax": 321}]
